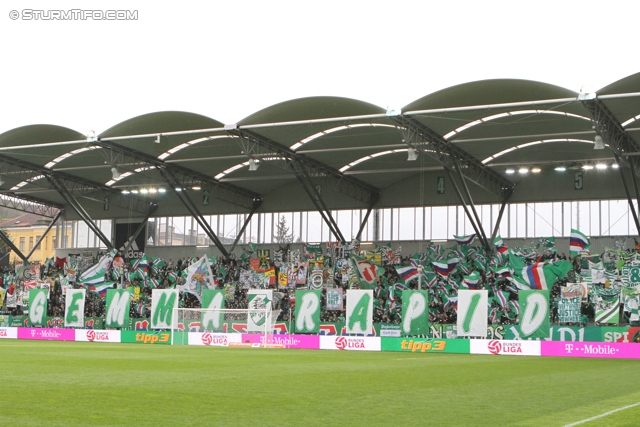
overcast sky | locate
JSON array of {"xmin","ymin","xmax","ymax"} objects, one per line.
[{"xmin": 1, "ymin": 0, "xmax": 639, "ymax": 136}]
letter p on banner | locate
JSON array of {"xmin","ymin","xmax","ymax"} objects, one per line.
[{"xmin": 401, "ymin": 290, "xmax": 429, "ymax": 336}]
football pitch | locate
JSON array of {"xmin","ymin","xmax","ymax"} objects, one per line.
[{"xmin": 1, "ymin": 341, "xmax": 640, "ymax": 426}]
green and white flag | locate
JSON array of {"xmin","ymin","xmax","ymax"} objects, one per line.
[
  {"xmin": 64, "ymin": 288, "xmax": 86, "ymax": 328},
  {"xmin": 247, "ymin": 289, "xmax": 273, "ymax": 333},
  {"xmin": 623, "ymin": 287, "xmax": 640, "ymax": 323},
  {"xmin": 294, "ymin": 290, "xmax": 321, "ymax": 333},
  {"xmin": 28, "ymin": 288, "xmax": 48, "ymax": 327},
  {"xmin": 456, "ymin": 290, "xmax": 487, "ymax": 337},
  {"xmin": 151, "ymin": 289, "xmax": 178, "ymax": 329},
  {"xmin": 558, "ymin": 297, "xmax": 581, "ymax": 324},
  {"xmin": 346, "ymin": 289, "xmax": 373, "ymax": 335},
  {"xmin": 78, "ymin": 249, "xmax": 116, "ymax": 286},
  {"xmin": 401, "ymin": 290, "xmax": 429, "ymax": 336},
  {"xmin": 105, "ymin": 289, "xmax": 131, "ymax": 328},
  {"xmin": 201, "ymin": 289, "xmax": 225, "ymax": 331},
  {"xmin": 518, "ymin": 290, "xmax": 550, "ymax": 338},
  {"xmin": 592, "ymin": 286, "xmax": 620, "ymax": 324}
]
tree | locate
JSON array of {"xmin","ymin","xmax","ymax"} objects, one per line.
[{"xmin": 274, "ymin": 215, "xmax": 293, "ymax": 244}]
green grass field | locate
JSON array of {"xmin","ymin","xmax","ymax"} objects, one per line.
[{"xmin": 1, "ymin": 340, "xmax": 640, "ymax": 426}]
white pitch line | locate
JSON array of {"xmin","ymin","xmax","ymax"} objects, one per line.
[{"xmin": 563, "ymin": 402, "xmax": 640, "ymax": 427}]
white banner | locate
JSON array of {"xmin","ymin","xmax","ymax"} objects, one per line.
[
  {"xmin": 470, "ymin": 339, "xmax": 541, "ymax": 356},
  {"xmin": 457, "ymin": 290, "xmax": 488, "ymax": 337},
  {"xmin": 247, "ymin": 289, "xmax": 273, "ymax": 333},
  {"xmin": 0, "ymin": 327, "xmax": 18, "ymax": 339},
  {"xmin": 64, "ymin": 289, "xmax": 86, "ymax": 328},
  {"xmin": 319, "ymin": 336, "xmax": 381, "ymax": 351},
  {"xmin": 188, "ymin": 332, "xmax": 242, "ymax": 346},
  {"xmin": 345, "ymin": 290, "xmax": 373, "ymax": 335},
  {"xmin": 75, "ymin": 329, "xmax": 121, "ymax": 343},
  {"xmin": 151, "ymin": 289, "xmax": 178, "ymax": 329}
]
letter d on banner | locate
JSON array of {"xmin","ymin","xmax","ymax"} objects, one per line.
[
  {"xmin": 457, "ymin": 290, "xmax": 488, "ymax": 337},
  {"xmin": 519, "ymin": 290, "xmax": 550, "ymax": 339}
]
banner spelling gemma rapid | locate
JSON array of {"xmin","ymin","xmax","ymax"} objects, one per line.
[
  {"xmin": 28, "ymin": 288, "xmax": 48, "ymax": 327},
  {"xmin": 105, "ymin": 289, "xmax": 131, "ymax": 328},
  {"xmin": 346, "ymin": 290, "xmax": 373, "ymax": 335},
  {"xmin": 401, "ymin": 290, "xmax": 429, "ymax": 336},
  {"xmin": 64, "ymin": 289, "xmax": 86, "ymax": 328},
  {"xmin": 201, "ymin": 289, "xmax": 225, "ymax": 331},
  {"xmin": 518, "ymin": 290, "xmax": 550, "ymax": 339},
  {"xmin": 151, "ymin": 289, "xmax": 178, "ymax": 329},
  {"xmin": 456, "ymin": 290, "xmax": 487, "ymax": 337},
  {"xmin": 295, "ymin": 290, "xmax": 321, "ymax": 333},
  {"xmin": 247, "ymin": 289, "xmax": 273, "ymax": 333}
]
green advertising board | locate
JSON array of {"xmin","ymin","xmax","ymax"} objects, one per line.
[
  {"xmin": 121, "ymin": 330, "xmax": 172, "ymax": 345},
  {"xmin": 381, "ymin": 338, "xmax": 470, "ymax": 354}
]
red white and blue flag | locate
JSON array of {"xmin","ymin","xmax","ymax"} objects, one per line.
[
  {"xmin": 395, "ymin": 266, "xmax": 419, "ymax": 284},
  {"xmin": 454, "ymin": 234, "xmax": 476, "ymax": 246},
  {"xmin": 431, "ymin": 261, "xmax": 449, "ymax": 278},
  {"xmin": 570, "ymin": 229, "xmax": 590, "ymax": 256}
]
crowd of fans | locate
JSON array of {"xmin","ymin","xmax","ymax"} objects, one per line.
[{"xmin": 0, "ymin": 242, "xmax": 638, "ymax": 329}]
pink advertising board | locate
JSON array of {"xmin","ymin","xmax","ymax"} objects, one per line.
[
  {"xmin": 242, "ymin": 333, "xmax": 320, "ymax": 349},
  {"xmin": 541, "ymin": 341, "xmax": 640, "ymax": 359},
  {"xmin": 18, "ymin": 327, "xmax": 75, "ymax": 341}
]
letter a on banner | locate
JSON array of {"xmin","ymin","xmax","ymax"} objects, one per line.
[
  {"xmin": 64, "ymin": 288, "xmax": 86, "ymax": 328},
  {"xmin": 105, "ymin": 289, "xmax": 131, "ymax": 328},
  {"xmin": 201, "ymin": 289, "xmax": 225, "ymax": 331},
  {"xmin": 295, "ymin": 290, "xmax": 321, "ymax": 333},
  {"xmin": 29, "ymin": 288, "xmax": 48, "ymax": 327},
  {"xmin": 401, "ymin": 290, "xmax": 429, "ymax": 336},
  {"xmin": 519, "ymin": 290, "xmax": 550, "ymax": 338},
  {"xmin": 346, "ymin": 290, "xmax": 373, "ymax": 334},
  {"xmin": 151, "ymin": 289, "xmax": 178, "ymax": 329},
  {"xmin": 457, "ymin": 290, "xmax": 488, "ymax": 337}
]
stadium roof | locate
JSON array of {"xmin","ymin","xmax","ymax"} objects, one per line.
[{"xmin": 1, "ymin": 73, "xmax": 639, "ymax": 225}]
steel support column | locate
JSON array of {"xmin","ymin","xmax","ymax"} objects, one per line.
[
  {"xmin": 444, "ymin": 168, "xmax": 489, "ymax": 251},
  {"xmin": 614, "ymin": 154, "xmax": 640, "ymax": 235},
  {"xmin": 48, "ymin": 176, "xmax": 114, "ymax": 250},
  {"xmin": 161, "ymin": 169, "xmax": 229, "ymax": 257},
  {"xmin": 356, "ymin": 194, "xmax": 380, "ymax": 241},
  {"xmin": 230, "ymin": 199, "xmax": 262, "ymax": 253},
  {"xmin": 491, "ymin": 192, "xmax": 512, "ymax": 243},
  {"xmin": 295, "ymin": 175, "xmax": 345, "ymax": 243},
  {"xmin": 0, "ymin": 230, "xmax": 28, "ymax": 263},
  {"xmin": 25, "ymin": 209, "xmax": 64, "ymax": 260},
  {"xmin": 452, "ymin": 158, "xmax": 489, "ymax": 249},
  {"xmin": 121, "ymin": 204, "xmax": 159, "ymax": 255}
]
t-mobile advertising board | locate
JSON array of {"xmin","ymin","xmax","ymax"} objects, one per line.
[
  {"xmin": 541, "ymin": 341, "xmax": 640, "ymax": 359},
  {"xmin": 17, "ymin": 327, "xmax": 75, "ymax": 341},
  {"xmin": 241, "ymin": 333, "xmax": 320, "ymax": 349},
  {"xmin": 470, "ymin": 339, "xmax": 541, "ymax": 356},
  {"xmin": 319, "ymin": 336, "xmax": 381, "ymax": 351}
]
